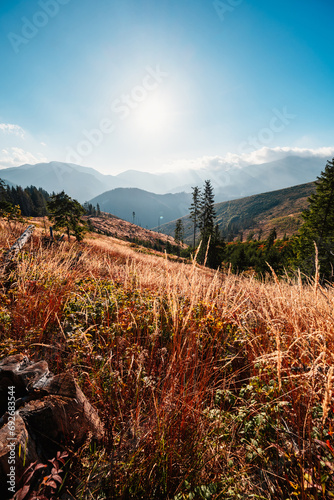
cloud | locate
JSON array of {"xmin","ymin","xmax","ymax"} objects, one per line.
[
  {"xmin": 162, "ymin": 146, "xmax": 334, "ymax": 173},
  {"xmin": 0, "ymin": 123, "xmax": 25, "ymax": 138},
  {"xmin": 0, "ymin": 147, "xmax": 48, "ymax": 169},
  {"xmin": 229, "ymin": 146, "xmax": 334, "ymax": 168}
]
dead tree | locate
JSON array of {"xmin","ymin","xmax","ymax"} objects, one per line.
[
  {"xmin": 0, "ymin": 354, "xmax": 104, "ymax": 496},
  {"xmin": 0, "ymin": 225, "xmax": 35, "ymax": 276}
]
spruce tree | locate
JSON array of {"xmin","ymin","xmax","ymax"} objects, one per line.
[
  {"xmin": 174, "ymin": 219, "xmax": 184, "ymax": 244},
  {"xmin": 297, "ymin": 158, "xmax": 334, "ymax": 278},
  {"xmin": 266, "ymin": 227, "xmax": 277, "ymax": 250},
  {"xmin": 198, "ymin": 180, "xmax": 218, "ymax": 266},
  {"xmin": 189, "ymin": 186, "xmax": 201, "ymax": 248},
  {"xmin": 47, "ymin": 191, "xmax": 86, "ymax": 241},
  {"xmin": 0, "ymin": 179, "xmax": 12, "ymax": 215},
  {"xmin": 199, "ymin": 180, "xmax": 216, "ymax": 242}
]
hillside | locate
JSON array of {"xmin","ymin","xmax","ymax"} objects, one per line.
[
  {"xmin": 86, "ymin": 212, "xmax": 184, "ymax": 250},
  {"xmin": 1, "ymin": 220, "xmax": 334, "ymax": 498},
  {"xmin": 158, "ymin": 181, "xmax": 316, "ymax": 242},
  {"xmin": 89, "ymin": 188, "xmax": 192, "ymax": 229}
]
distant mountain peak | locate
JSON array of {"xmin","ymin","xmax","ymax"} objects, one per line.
[{"xmin": 0, "ymin": 154, "xmax": 327, "ymax": 205}]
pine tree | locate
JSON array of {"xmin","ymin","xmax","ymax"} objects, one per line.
[
  {"xmin": 266, "ymin": 227, "xmax": 277, "ymax": 250},
  {"xmin": 189, "ymin": 186, "xmax": 201, "ymax": 248},
  {"xmin": 199, "ymin": 180, "xmax": 216, "ymax": 242},
  {"xmin": 198, "ymin": 180, "xmax": 218, "ymax": 266},
  {"xmin": 174, "ymin": 219, "xmax": 184, "ymax": 244},
  {"xmin": 47, "ymin": 191, "xmax": 86, "ymax": 241},
  {"xmin": 209, "ymin": 223, "xmax": 226, "ymax": 268},
  {"xmin": 297, "ymin": 158, "xmax": 334, "ymax": 277},
  {"xmin": 0, "ymin": 179, "xmax": 12, "ymax": 215}
]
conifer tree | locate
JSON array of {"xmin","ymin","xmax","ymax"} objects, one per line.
[
  {"xmin": 0, "ymin": 179, "xmax": 12, "ymax": 215},
  {"xmin": 199, "ymin": 180, "xmax": 216, "ymax": 242},
  {"xmin": 297, "ymin": 158, "xmax": 334, "ymax": 277},
  {"xmin": 197, "ymin": 180, "xmax": 219, "ymax": 266},
  {"xmin": 174, "ymin": 218, "xmax": 184, "ymax": 244},
  {"xmin": 266, "ymin": 227, "xmax": 277, "ymax": 250},
  {"xmin": 47, "ymin": 191, "xmax": 86, "ymax": 241},
  {"xmin": 189, "ymin": 186, "xmax": 201, "ymax": 248}
]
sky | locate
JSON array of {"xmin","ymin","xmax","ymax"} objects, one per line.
[{"xmin": 0, "ymin": 0, "xmax": 333, "ymax": 175}]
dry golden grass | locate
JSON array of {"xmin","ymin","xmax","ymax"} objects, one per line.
[{"xmin": 1, "ymin": 219, "xmax": 334, "ymax": 499}]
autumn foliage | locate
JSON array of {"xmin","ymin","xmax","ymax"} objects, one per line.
[{"xmin": 1, "ymin": 219, "xmax": 334, "ymax": 499}]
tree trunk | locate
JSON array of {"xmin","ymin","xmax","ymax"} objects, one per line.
[
  {"xmin": 1, "ymin": 225, "xmax": 35, "ymax": 276},
  {"xmin": 0, "ymin": 354, "xmax": 104, "ymax": 497}
]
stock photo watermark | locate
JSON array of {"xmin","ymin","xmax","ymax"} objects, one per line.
[
  {"xmin": 213, "ymin": 0, "xmax": 243, "ymax": 21},
  {"xmin": 238, "ymin": 107, "xmax": 296, "ymax": 154},
  {"xmin": 8, "ymin": 0, "xmax": 71, "ymax": 54},
  {"xmin": 7, "ymin": 385, "xmax": 16, "ymax": 495},
  {"xmin": 65, "ymin": 65, "xmax": 169, "ymax": 165}
]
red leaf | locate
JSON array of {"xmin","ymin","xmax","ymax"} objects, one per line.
[
  {"xmin": 23, "ymin": 471, "xmax": 35, "ymax": 485},
  {"xmin": 46, "ymin": 480, "xmax": 58, "ymax": 489},
  {"xmin": 14, "ymin": 484, "xmax": 30, "ymax": 500},
  {"xmin": 34, "ymin": 463, "xmax": 47, "ymax": 471},
  {"xmin": 326, "ymin": 439, "xmax": 334, "ymax": 454},
  {"xmin": 52, "ymin": 474, "xmax": 63, "ymax": 484},
  {"xmin": 58, "ymin": 451, "xmax": 69, "ymax": 463}
]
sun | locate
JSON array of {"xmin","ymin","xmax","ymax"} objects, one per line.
[{"xmin": 131, "ymin": 92, "xmax": 174, "ymax": 137}]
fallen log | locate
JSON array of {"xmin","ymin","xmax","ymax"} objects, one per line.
[
  {"xmin": 4, "ymin": 225, "xmax": 35, "ymax": 260},
  {"xmin": 0, "ymin": 225, "xmax": 35, "ymax": 276}
]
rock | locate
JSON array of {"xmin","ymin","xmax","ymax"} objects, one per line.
[{"xmin": 0, "ymin": 355, "xmax": 104, "ymax": 498}]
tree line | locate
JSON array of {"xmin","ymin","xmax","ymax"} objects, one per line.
[
  {"xmin": 0, "ymin": 181, "xmax": 50, "ymax": 217},
  {"xmin": 174, "ymin": 158, "xmax": 334, "ymax": 280},
  {"xmin": 3, "ymin": 157, "xmax": 334, "ymax": 280},
  {"xmin": 0, "ymin": 181, "xmax": 101, "ymax": 242}
]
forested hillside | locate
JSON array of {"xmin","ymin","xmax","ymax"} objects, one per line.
[
  {"xmin": 159, "ymin": 181, "xmax": 315, "ymax": 242},
  {"xmin": 0, "ymin": 182, "xmax": 50, "ymax": 216}
]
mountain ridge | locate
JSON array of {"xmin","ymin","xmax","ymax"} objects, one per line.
[
  {"xmin": 157, "ymin": 181, "xmax": 316, "ymax": 243},
  {"xmin": 0, "ymin": 154, "xmax": 328, "ymax": 203},
  {"xmin": 90, "ymin": 187, "xmax": 192, "ymax": 229}
]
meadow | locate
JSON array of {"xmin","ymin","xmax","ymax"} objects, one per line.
[{"xmin": 1, "ymin": 219, "xmax": 334, "ymax": 499}]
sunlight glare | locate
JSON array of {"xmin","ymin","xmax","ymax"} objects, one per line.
[{"xmin": 131, "ymin": 92, "xmax": 174, "ymax": 137}]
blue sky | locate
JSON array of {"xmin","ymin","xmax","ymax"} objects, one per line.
[{"xmin": 0, "ymin": 0, "xmax": 333, "ymax": 174}]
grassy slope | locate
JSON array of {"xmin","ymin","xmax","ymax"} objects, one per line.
[
  {"xmin": 86, "ymin": 212, "xmax": 184, "ymax": 249},
  {"xmin": 1, "ymin": 219, "xmax": 334, "ymax": 499},
  {"xmin": 159, "ymin": 181, "xmax": 315, "ymax": 242}
]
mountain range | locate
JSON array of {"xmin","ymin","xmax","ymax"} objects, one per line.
[
  {"xmin": 0, "ymin": 154, "xmax": 328, "ymax": 228},
  {"xmin": 0, "ymin": 155, "xmax": 327, "ymax": 202}
]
